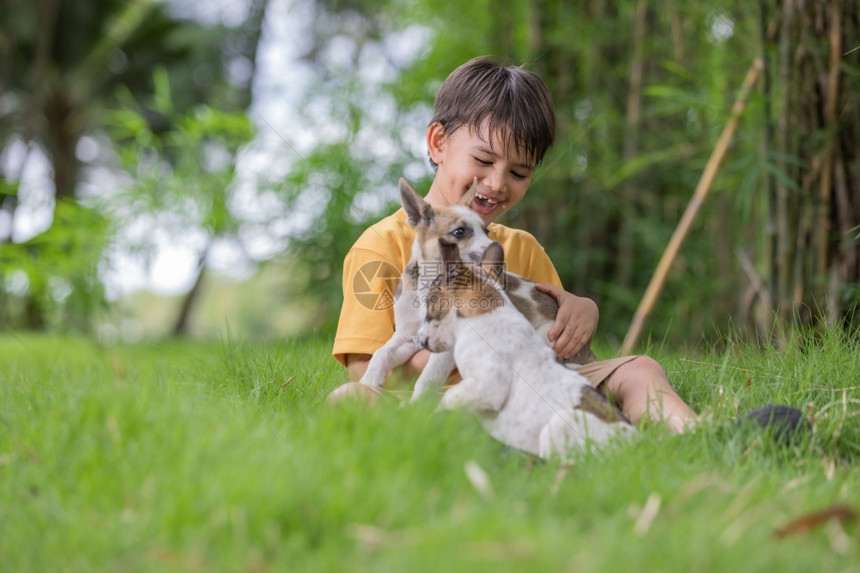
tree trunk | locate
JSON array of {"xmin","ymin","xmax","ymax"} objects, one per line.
[
  {"xmin": 774, "ymin": 0, "xmax": 795, "ymax": 323},
  {"xmin": 763, "ymin": 0, "xmax": 859, "ymax": 331},
  {"xmin": 616, "ymin": 0, "xmax": 648, "ymax": 289},
  {"xmin": 44, "ymin": 90, "xmax": 83, "ymax": 201},
  {"xmin": 172, "ymin": 248, "xmax": 209, "ymax": 337},
  {"xmin": 758, "ymin": 0, "xmax": 777, "ymax": 336}
]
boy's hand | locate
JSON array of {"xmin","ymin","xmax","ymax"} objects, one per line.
[{"xmin": 534, "ymin": 284, "xmax": 598, "ymax": 359}]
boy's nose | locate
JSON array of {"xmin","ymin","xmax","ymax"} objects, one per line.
[{"xmin": 482, "ymin": 169, "xmax": 504, "ymax": 192}]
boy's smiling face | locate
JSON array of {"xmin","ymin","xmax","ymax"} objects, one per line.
[{"xmin": 425, "ymin": 122, "xmax": 535, "ymax": 225}]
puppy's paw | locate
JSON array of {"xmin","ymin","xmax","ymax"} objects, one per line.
[
  {"xmin": 358, "ymin": 375, "xmax": 384, "ymax": 388},
  {"xmin": 435, "ymin": 392, "xmax": 455, "ymax": 412}
]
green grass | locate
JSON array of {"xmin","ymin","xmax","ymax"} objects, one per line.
[{"xmin": 1, "ymin": 330, "xmax": 858, "ymax": 572}]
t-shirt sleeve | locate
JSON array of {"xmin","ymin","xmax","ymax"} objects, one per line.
[
  {"xmin": 502, "ymin": 229, "xmax": 563, "ymax": 288},
  {"xmin": 332, "ymin": 246, "xmax": 399, "ymax": 367},
  {"xmin": 524, "ymin": 242, "xmax": 562, "ymax": 287}
]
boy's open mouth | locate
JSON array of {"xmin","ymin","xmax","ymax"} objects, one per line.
[{"xmin": 473, "ymin": 191, "xmax": 500, "ymax": 215}]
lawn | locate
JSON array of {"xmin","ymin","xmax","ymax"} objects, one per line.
[{"xmin": 1, "ymin": 330, "xmax": 858, "ymax": 572}]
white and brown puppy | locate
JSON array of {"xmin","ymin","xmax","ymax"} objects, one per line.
[
  {"xmin": 359, "ymin": 178, "xmax": 495, "ymax": 392},
  {"xmin": 360, "ymin": 178, "xmax": 596, "ymax": 402},
  {"xmin": 417, "ymin": 240, "xmax": 633, "ymax": 460}
]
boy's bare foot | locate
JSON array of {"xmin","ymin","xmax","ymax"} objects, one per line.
[{"xmin": 325, "ymin": 382, "xmax": 383, "ymax": 406}]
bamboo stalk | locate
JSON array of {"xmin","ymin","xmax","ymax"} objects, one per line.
[
  {"xmin": 816, "ymin": 0, "xmax": 841, "ymax": 282},
  {"xmin": 667, "ymin": 0, "xmax": 684, "ymax": 62},
  {"xmin": 775, "ymin": 0, "xmax": 794, "ymax": 322},
  {"xmin": 758, "ymin": 0, "xmax": 778, "ymax": 334},
  {"xmin": 620, "ymin": 58, "xmax": 764, "ymax": 355},
  {"xmin": 617, "ymin": 0, "xmax": 648, "ymax": 289}
]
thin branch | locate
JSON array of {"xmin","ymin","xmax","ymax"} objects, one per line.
[
  {"xmin": 621, "ymin": 58, "xmax": 764, "ymax": 355},
  {"xmin": 678, "ymin": 358, "xmax": 792, "ymax": 381}
]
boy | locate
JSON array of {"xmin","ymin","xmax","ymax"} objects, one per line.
[{"xmin": 330, "ymin": 56, "xmax": 698, "ymax": 432}]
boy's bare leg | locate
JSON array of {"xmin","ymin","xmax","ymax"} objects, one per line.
[
  {"xmin": 326, "ymin": 382, "xmax": 383, "ymax": 405},
  {"xmin": 603, "ymin": 356, "xmax": 698, "ymax": 433}
]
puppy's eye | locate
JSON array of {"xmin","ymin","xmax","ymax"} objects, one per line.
[{"xmin": 451, "ymin": 227, "xmax": 465, "ymax": 238}]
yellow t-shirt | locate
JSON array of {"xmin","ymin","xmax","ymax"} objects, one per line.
[{"xmin": 332, "ymin": 208, "xmax": 562, "ymax": 366}]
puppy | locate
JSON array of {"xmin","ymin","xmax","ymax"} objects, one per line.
[
  {"xmin": 359, "ymin": 178, "xmax": 495, "ymax": 393},
  {"xmin": 417, "ymin": 240, "xmax": 634, "ymax": 460},
  {"xmin": 360, "ymin": 178, "xmax": 596, "ymax": 403}
]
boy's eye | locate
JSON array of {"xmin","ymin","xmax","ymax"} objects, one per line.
[
  {"xmin": 474, "ymin": 157, "xmax": 492, "ymax": 166},
  {"xmin": 511, "ymin": 170, "xmax": 527, "ymax": 180}
]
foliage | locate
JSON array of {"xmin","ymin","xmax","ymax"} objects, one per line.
[
  {"xmin": 102, "ymin": 70, "xmax": 255, "ymax": 335},
  {"xmin": 107, "ymin": 70, "xmax": 254, "ymax": 248},
  {"xmin": 0, "ymin": 201, "xmax": 108, "ymax": 331},
  {"xmin": 279, "ymin": 0, "xmax": 859, "ymax": 348},
  {"xmin": 2, "ymin": 0, "xmax": 856, "ymax": 344},
  {"xmin": 0, "ymin": 0, "xmax": 248, "ymax": 200},
  {"xmin": 0, "ymin": 0, "xmax": 265, "ymax": 331},
  {"xmin": 1, "ymin": 331, "xmax": 858, "ymax": 570}
]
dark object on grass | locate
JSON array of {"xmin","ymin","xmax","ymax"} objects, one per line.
[
  {"xmin": 774, "ymin": 504, "xmax": 857, "ymax": 538},
  {"xmin": 740, "ymin": 405, "xmax": 811, "ymax": 445}
]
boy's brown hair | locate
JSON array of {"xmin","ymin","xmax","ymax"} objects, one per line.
[{"xmin": 429, "ymin": 56, "xmax": 555, "ymax": 170}]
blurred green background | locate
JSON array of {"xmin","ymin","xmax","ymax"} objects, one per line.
[{"xmin": 1, "ymin": 0, "xmax": 857, "ymax": 348}]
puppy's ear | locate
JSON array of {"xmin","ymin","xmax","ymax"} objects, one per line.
[
  {"xmin": 480, "ymin": 242, "xmax": 504, "ymax": 266},
  {"xmin": 479, "ymin": 242, "xmax": 505, "ymax": 283},
  {"xmin": 457, "ymin": 177, "xmax": 478, "ymax": 208},
  {"xmin": 438, "ymin": 238, "xmax": 462, "ymax": 283},
  {"xmin": 400, "ymin": 178, "xmax": 433, "ymax": 228}
]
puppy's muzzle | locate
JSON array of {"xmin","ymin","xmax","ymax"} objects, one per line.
[{"xmin": 416, "ymin": 333, "xmax": 430, "ymax": 351}]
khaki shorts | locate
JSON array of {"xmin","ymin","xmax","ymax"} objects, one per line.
[{"xmin": 573, "ymin": 355, "xmax": 641, "ymax": 390}]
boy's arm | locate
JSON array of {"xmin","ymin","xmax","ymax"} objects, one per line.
[
  {"xmin": 333, "ymin": 244, "xmax": 400, "ymax": 367},
  {"xmin": 534, "ymin": 283, "xmax": 599, "ymax": 360},
  {"xmin": 345, "ymin": 354, "xmax": 372, "ymax": 381}
]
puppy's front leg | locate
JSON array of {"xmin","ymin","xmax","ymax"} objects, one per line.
[
  {"xmin": 409, "ymin": 351, "xmax": 455, "ymax": 403},
  {"xmin": 359, "ymin": 333, "xmax": 419, "ymax": 388}
]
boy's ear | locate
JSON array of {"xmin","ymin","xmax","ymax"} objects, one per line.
[
  {"xmin": 457, "ymin": 177, "xmax": 478, "ymax": 208},
  {"xmin": 426, "ymin": 122, "xmax": 446, "ymax": 166},
  {"xmin": 400, "ymin": 178, "xmax": 433, "ymax": 228}
]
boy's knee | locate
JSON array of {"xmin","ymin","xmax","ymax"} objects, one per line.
[
  {"xmin": 608, "ymin": 356, "xmax": 671, "ymax": 399},
  {"xmin": 326, "ymin": 382, "xmax": 382, "ymax": 406},
  {"xmin": 624, "ymin": 356, "xmax": 668, "ymax": 381}
]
